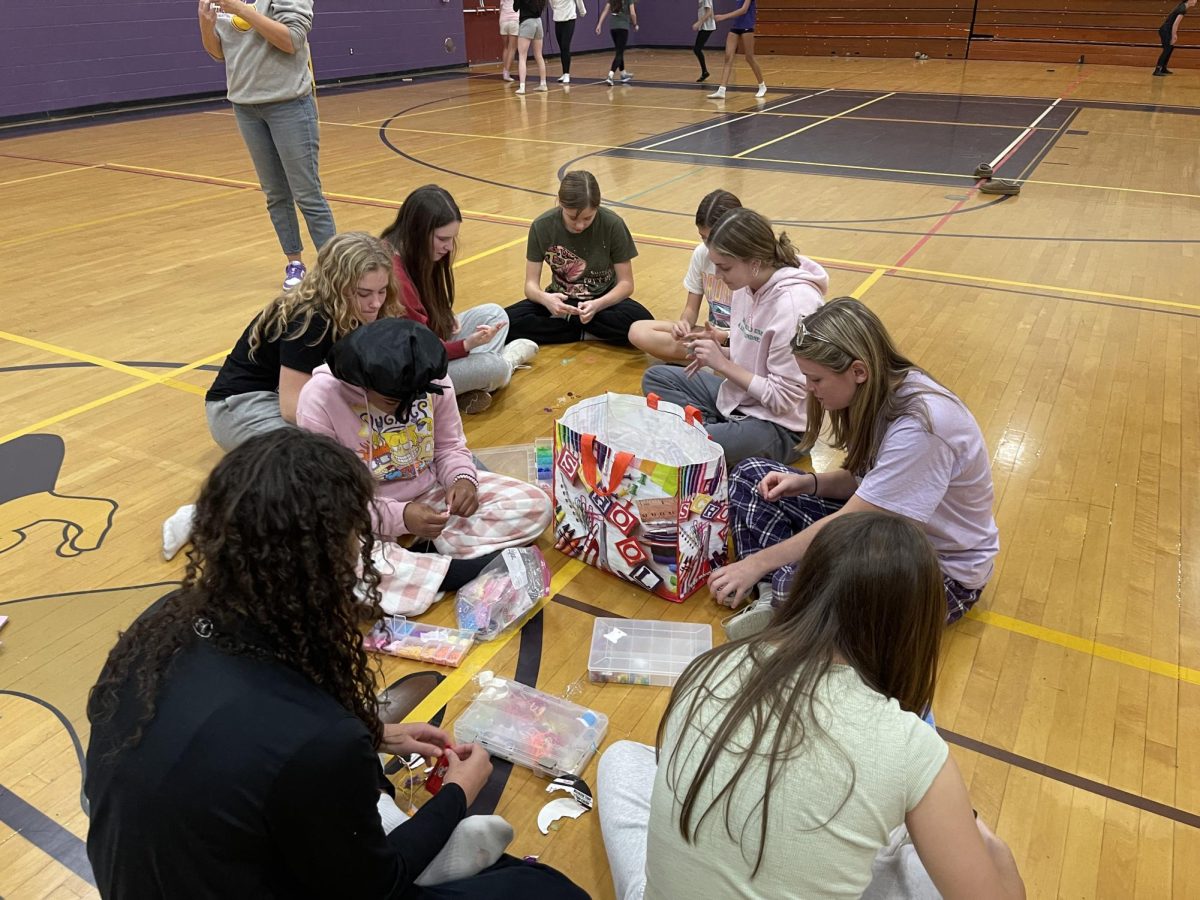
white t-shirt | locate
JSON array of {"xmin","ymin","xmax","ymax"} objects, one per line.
[
  {"xmin": 644, "ymin": 660, "xmax": 947, "ymax": 900},
  {"xmin": 698, "ymin": 0, "xmax": 716, "ymax": 30},
  {"xmin": 683, "ymin": 242, "xmax": 732, "ymax": 329},
  {"xmin": 550, "ymin": 0, "xmax": 578, "ymax": 21},
  {"xmin": 855, "ymin": 370, "xmax": 998, "ymax": 589}
]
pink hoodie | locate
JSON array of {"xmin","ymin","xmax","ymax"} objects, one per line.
[
  {"xmin": 717, "ymin": 259, "xmax": 828, "ymax": 435},
  {"xmin": 295, "ymin": 364, "xmax": 476, "ymax": 537}
]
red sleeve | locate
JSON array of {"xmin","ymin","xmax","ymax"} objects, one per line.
[{"xmin": 393, "ymin": 257, "xmax": 468, "ymax": 360}]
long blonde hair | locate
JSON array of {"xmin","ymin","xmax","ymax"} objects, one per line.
[
  {"xmin": 793, "ymin": 297, "xmax": 948, "ymax": 475},
  {"xmin": 248, "ymin": 232, "xmax": 402, "ymax": 360}
]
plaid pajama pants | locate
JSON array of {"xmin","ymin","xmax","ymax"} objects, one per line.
[
  {"xmin": 729, "ymin": 458, "xmax": 982, "ymax": 623},
  {"xmin": 370, "ymin": 471, "xmax": 553, "ymax": 616}
]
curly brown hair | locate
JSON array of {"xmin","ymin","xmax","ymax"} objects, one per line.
[{"xmin": 87, "ymin": 429, "xmax": 385, "ymax": 752}]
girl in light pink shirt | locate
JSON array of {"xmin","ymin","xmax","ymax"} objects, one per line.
[{"xmin": 296, "ymin": 318, "xmax": 551, "ymax": 613}]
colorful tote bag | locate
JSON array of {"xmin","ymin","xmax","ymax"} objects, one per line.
[{"xmin": 553, "ymin": 392, "xmax": 729, "ymax": 602}]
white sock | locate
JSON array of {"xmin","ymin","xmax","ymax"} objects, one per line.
[
  {"xmin": 376, "ymin": 791, "xmax": 411, "ymax": 833},
  {"xmin": 162, "ymin": 504, "xmax": 195, "ymax": 561},
  {"xmin": 416, "ymin": 815, "xmax": 514, "ymax": 885}
]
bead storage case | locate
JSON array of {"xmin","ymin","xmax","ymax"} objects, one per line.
[
  {"xmin": 473, "ymin": 439, "xmax": 554, "ymax": 494},
  {"xmin": 454, "ymin": 678, "xmax": 609, "ymax": 778},
  {"xmin": 363, "ymin": 616, "xmax": 475, "ymax": 668},
  {"xmin": 588, "ymin": 618, "xmax": 713, "ymax": 687}
]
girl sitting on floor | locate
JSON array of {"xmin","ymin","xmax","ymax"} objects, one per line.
[
  {"xmin": 629, "ymin": 189, "xmax": 742, "ymax": 363},
  {"xmin": 381, "ymin": 185, "xmax": 539, "ymax": 415},
  {"xmin": 87, "ymin": 429, "xmax": 587, "ymax": 899},
  {"xmin": 204, "ymin": 231, "xmax": 402, "ymax": 451},
  {"xmin": 597, "ymin": 513, "xmax": 1026, "ymax": 900},
  {"xmin": 641, "ymin": 208, "xmax": 827, "ymax": 467},
  {"xmin": 710, "ymin": 297, "xmax": 998, "ymax": 626},
  {"xmin": 506, "ymin": 170, "xmax": 652, "ymax": 346},
  {"xmin": 296, "ymin": 318, "xmax": 553, "ymax": 614}
]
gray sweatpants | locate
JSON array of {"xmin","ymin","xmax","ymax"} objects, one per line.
[
  {"xmin": 447, "ymin": 304, "xmax": 513, "ymax": 394},
  {"xmin": 640, "ymin": 366, "xmax": 803, "ymax": 467},
  {"xmin": 205, "ymin": 390, "xmax": 290, "ymax": 452}
]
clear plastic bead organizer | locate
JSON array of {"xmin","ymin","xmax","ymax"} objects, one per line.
[{"xmin": 587, "ymin": 618, "xmax": 713, "ymax": 687}]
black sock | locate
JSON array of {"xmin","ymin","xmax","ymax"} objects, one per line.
[{"xmin": 440, "ymin": 551, "xmax": 502, "ymax": 591}]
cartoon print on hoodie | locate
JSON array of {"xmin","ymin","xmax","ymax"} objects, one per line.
[{"xmin": 356, "ymin": 395, "xmax": 435, "ymax": 483}]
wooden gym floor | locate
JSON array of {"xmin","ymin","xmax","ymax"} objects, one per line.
[{"xmin": 1, "ymin": 50, "xmax": 1198, "ymax": 899}]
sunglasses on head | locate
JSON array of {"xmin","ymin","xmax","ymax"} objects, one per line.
[{"xmin": 792, "ymin": 317, "xmax": 843, "ymax": 355}]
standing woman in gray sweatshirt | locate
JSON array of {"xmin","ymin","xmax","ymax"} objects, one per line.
[{"xmin": 198, "ymin": 0, "xmax": 337, "ymax": 291}]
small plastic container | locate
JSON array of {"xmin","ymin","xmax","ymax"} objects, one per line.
[
  {"xmin": 363, "ymin": 616, "xmax": 474, "ymax": 668},
  {"xmin": 588, "ymin": 618, "xmax": 713, "ymax": 687},
  {"xmin": 473, "ymin": 439, "xmax": 553, "ymax": 494},
  {"xmin": 454, "ymin": 677, "xmax": 608, "ymax": 778}
]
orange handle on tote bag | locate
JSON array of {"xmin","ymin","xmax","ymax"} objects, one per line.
[
  {"xmin": 644, "ymin": 392, "xmax": 705, "ymax": 427},
  {"xmin": 579, "ymin": 434, "xmax": 635, "ymax": 497}
]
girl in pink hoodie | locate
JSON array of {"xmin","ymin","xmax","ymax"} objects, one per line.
[
  {"xmin": 642, "ymin": 209, "xmax": 827, "ymax": 466},
  {"xmin": 296, "ymin": 318, "xmax": 552, "ymax": 614}
]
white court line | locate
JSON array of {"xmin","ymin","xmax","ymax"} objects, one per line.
[
  {"xmin": 989, "ymin": 98, "xmax": 1063, "ymax": 169},
  {"xmin": 639, "ymin": 89, "xmax": 834, "ymax": 151}
]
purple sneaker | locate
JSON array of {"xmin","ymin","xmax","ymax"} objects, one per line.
[{"xmin": 283, "ymin": 261, "xmax": 306, "ymax": 291}]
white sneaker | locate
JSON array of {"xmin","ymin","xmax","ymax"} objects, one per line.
[
  {"xmin": 755, "ymin": 82, "xmax": 768, "ymax": 98},
  {"xmin": 162, "ymin": 504, "xmax": 195, "ymax": 561},
  {"xmin": 515, "ymin": 85, "xmax": 526, "ymax": 95},
  {"xmin": 502, "ymin": 71, "xmax": 514, "ymax": 82},
  {"xmin": 536, "ymin": 82, "xmax": 548, "ymax": 91},
  {"xmin": 707, "ymin": 86, "xmax": 726, "ymax": 99},
  {"xmin": 604, "ymin": 76, "xmax": 614, "ymax": 86},
  {"xmin": 501, "ymin": 339, "xmax": 540, "ymax": 370},
  {"xmin": 558, "ymin": 73, "xmax": 570, "ymax": 83}
]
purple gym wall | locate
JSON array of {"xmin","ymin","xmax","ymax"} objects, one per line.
[{"xmin": 0, "ymin": 0, "xmax": 704, "ymax": 121}]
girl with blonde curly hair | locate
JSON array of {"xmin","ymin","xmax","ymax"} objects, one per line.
[{"xmin": 205, "ymin": 231, "xmax": 403, "ymax": 450}]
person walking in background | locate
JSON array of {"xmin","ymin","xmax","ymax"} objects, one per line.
[
  {"xmin": 693, "ymin": 0, "xmax": 717, "ymax": 82},
  {"xmin": 1154, "ymin": 0, "xmax": 1195, "ymax": 75},
  {"xmin": 197, "ymin": 0, "xmax": 337, "ymax": 290},
  {"xmin": 596, "ymin": 0, "xmax": 638, "ymax": 85},
  {"xmin": 706, "ymin": 0, "xmax": 768, "ymax": 100},
  {"xmin": 550, "ymin": 0, "xmax": 585, "ymax": 84},
  {"xmin": 500, "ymin": 0, "xmax": 520, "ymax": 81},
  {"xmin": 514, "ymin": 0, "xmax": 549, "ymax": 94}
]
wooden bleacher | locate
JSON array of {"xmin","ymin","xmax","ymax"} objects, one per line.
[{"xmin": 756, "ymin": 1, "xmax": 1198, "ymax": 69}]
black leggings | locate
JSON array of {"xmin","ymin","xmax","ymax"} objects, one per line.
[
  {"xmin": 693, "ymin": 28, "xmax": 713, "ymax": 73},
  {"xmin": 555, "ymin": 19, "xmax": 575, "ymax": 73},
  {"xmin": 1156, "ymin": 29, "xmax": 1175, "ymax": 70},
  {"xmin": 610, "ymin": 28, "xmax": 629, "ymax": 72}
]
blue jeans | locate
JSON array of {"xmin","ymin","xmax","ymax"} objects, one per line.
[{"xmin": 233, "ymin": 93, "xmax": 336, "ymax": 256}]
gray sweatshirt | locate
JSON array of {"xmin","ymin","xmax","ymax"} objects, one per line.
[{"xmin": 216, "ymin": 0, "xmax": 314, "ymax": 105}]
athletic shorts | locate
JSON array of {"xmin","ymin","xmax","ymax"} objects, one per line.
[
  {"xmin": 500, "ymin": 19, "xmax": 519, "ymax": 36},
  {"xmin": 731, "ymin": 27, "xmax": 754, "ymax": 35},
  {"xmin": 518, "ymin": 18, "xmax": 544, "ymax": 39}
]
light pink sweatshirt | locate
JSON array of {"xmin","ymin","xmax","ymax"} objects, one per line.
[
  {"xmin": 295, "ymin": 364, "xmax": 476, "ymax": 537},
  {"xmin": 717, "ymin": 259, "xmax": 828, "ymax": 435}
]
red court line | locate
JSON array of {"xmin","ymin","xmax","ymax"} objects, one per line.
[{"xmin": 888, "ymin": 72, "xmax": 1089, "ymax": 271}]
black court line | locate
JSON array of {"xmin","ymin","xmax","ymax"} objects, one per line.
[
  {"xmin": 467, "ymin": 608, "xmax": 545, "ymax": 816},
  {"xmin": 550, "ymin": 592, "xmax": 1200, "ymax": 829},
  {"xmin": 0, "ymin": 784, "xmax": 95, "ymax": 886}
]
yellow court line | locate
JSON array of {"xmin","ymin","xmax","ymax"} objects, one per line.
[
  {"xmin": 966, "ymin": 609, "xmax": 1200, "ymax": 687},
  {"xmin": 0, "ymin": 164, "xmax": 104, "ymax": 189},
  {"xmin": 0, "ymin": 329, "xmax": 204, "ymax": 396},
  {"xmin": 1, "ymin": 350, "xmax": 229, "ymax": 444},
  {"xmin": 401, "ymin": 559, "xmax": 587, "ymax": 726},
  {"xmin": 453, "ymin": 235, "xmax": 527, "ymax": 268},
  {"xmin": 850, "ymin": 268, "xmax": 888, "ymax": 299},
  {"xmin": 734, "ymin": 92, "xmax": 897, "ymax": 159}
]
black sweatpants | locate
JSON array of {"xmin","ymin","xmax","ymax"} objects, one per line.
[
  {"xmin": 555, "ymin": 19, "xmax": 576, "ymax": 74},
  {"xmin": 504, "ymin": 297, "xmax": 652, "ymax": 345},
  {"xmin": 694, "ymin": 28, "xmax": 713, "ymax": 74},
  {"xmin": 610, "ymin": 28, "xmax": 629, "ymax": 72},
  {"xmin": 1156, "ymin": 28, "xmax": 1176, "ymax": 70}
]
